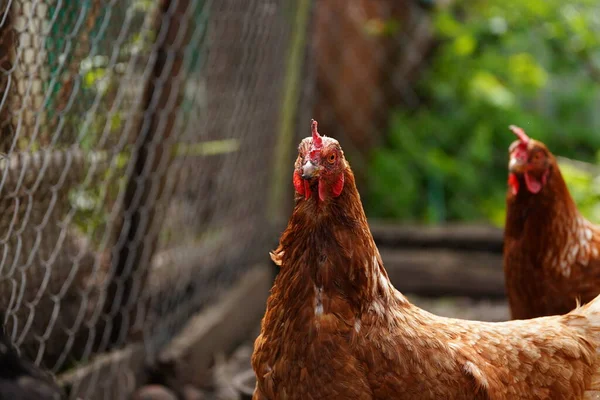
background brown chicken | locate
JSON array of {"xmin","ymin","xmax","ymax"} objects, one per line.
[
  {"xmin": 504, "ymin": 125, "xmax": 600, "ymax": 320},
  {"xmin": 252, "ymin": 120, "xmax": 600, "ymax": 400}
]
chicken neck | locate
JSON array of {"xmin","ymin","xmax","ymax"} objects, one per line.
[
  {"xmin": 505, "ymin": 166, "xmax": 582, "ymax": 263},
  {"xmin": 274, "ymin": 167, "xmax": 398, "ymax": 318}
]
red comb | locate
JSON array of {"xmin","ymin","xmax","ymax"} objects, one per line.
[
  {"xmin": 509, "ymin": 125, "xmax": 530, "ymax": 144},
  {"xmin": 311, "ymin": 119, "xmax": 323, "ymax": 148}
]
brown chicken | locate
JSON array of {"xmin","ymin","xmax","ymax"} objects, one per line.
[
  {"xmin": 504, "ymin": 125, "xmax": 600, "ymax": 320},
  {"xmin": 252, "ymin": 120, "xmax": 600, "ymax": 399}
]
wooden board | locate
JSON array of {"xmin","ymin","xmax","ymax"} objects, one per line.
[
  {"xmin": 58, "ymin": 343, "xmax": 145, "ymax": 400},
  {"xmin": 58, "ymin": 263, "xmax": 274, "ymax": 399},
  {"xmin": 381, "ymin": 248, "xmax": 506, "ymax": 298},
  {"xmin": 157, "ymin": 264, "xmax": 273, "ymax": 389},
  {"xmin": 371, "ymin": 222, "xmax": 504, "ymax": 253}
]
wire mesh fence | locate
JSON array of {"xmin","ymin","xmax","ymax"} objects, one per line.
[
  {"xmin": 3, "ymin": 0, "xmax": 599, "ymax": 398},
  {"xmin": 0, "ymin": 0, "xmax": 299, "ymax": 398}
]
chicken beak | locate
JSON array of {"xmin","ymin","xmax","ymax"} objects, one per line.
[
  {"xmin": 301, "ymin": 160, "xmax": 320, "ymax": 180},
  {"xmin": 509, "ymin": 156, "xmax": 526, "ymax": 173}
]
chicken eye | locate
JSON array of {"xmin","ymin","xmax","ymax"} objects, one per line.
[{"xmin": 327, "ymin": 153, "xmax": 336, "ymax": 164}]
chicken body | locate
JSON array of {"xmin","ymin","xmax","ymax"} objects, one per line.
[
  {"xmin": 504, "ymin": 126, "xmax": 600, "ymax": 319},
  {"xmin": 255, "ymin": 278, "xmax": 600, "ymax": 399},
  {"xmin": 253, "ymin": 122, "xmax": 600, "ymax": 400}
]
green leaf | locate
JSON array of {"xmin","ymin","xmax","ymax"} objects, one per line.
[
  {"xmin": 452, "ymin": 34, "xmax": 477, "ymax": 56},
  {"xmin": 469, "ymin": 71, "xmax": 515, "ymax": 108},
  {"xmin": 507, "ymin": 53, "xmax": 549, "ymax": 89},
  {"xmin": 83, "ymin": 68, "xmax": 106, "ymax": 88},
  {"xmin": 434, "ymin": 11, "xmax": 463, "ymax": 38}
]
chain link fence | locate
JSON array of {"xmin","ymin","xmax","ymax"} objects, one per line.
[{"xmin": 0, "ymin": 0, "xmax": 303, "ymax": 398}]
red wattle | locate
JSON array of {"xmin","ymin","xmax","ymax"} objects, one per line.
[
  {"xmin": 293, "ymin": 172, "xmax": 304, "ymax": 196},
  {"xmin": 508, "ymin": 173, "xmax": 519, "ymax": 195},
  {"xmin": 318, "ymin": 180, "xmax": 327, "ymax": 202},
  {"xmin": 524, "ymin": 172, "xmax": 542, "ymax": 194},
  {"xmin": 304, "ymin": 180, "xmax": 311, "ymax": 199},
  {"xmin": 509, "ymin": 171, "xmax": 548, "ymax": 195},
  {"xmin": 331, "ymin": 174, "xmax": 344, "ymax": 198}
]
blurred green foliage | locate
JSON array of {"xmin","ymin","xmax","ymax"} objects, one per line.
[
  {"xmin": 46, "ymin": 0, "xmax": 156, "ymax": 244},
  {"xmin": 368, "ymin": 0, "xmax": 600, "ymax": 226}
]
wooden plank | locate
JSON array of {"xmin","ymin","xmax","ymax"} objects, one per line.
[
  {"xmin": 58, "ymin": 343, "xmax": 145, "ymax": 400},
  {"xmin": 381, "ymin": 248, "xmax": 506, "ymax": 298},
  {"xmin": 0, "ymin": 149, "xmax": 107, "ymax": 197},
  {"xmin": 157, "ymin": 264, "xmax": 273, "ymax": 389},
  {"xmin": 408, "ymin": 294, "xmax": 509, "ymax": 322},
  {"xmin": 57, "ymin": 263, "xmax": 273, "ymax": 399},
  {"xmin": 371, "ymin": 222, "xmax": 504, "ymax": 253}
]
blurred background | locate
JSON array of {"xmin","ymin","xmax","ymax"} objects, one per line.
[
  {"xmin": 313, "ymin": 0, "xmax": 600, "ymax": 225},
  {"xmin": 0, "ymin": 0, "xmax": 598, "ymax": 399}
]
